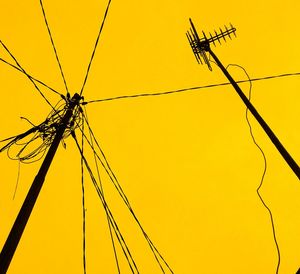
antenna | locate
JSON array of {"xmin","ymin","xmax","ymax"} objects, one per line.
[
  {"xmin": 186, "ymin": 18, "xmax": 300, "ymax": 180},
  {"xmin": 186, "ymin": 18, "xmax": 236, "ymax": 71}
]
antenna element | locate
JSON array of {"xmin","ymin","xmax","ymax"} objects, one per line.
[{"xmin": 186, "ymin": 18, "xmax": 236, "ymax": 70}]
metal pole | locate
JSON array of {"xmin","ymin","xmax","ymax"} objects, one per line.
[
  {"xmin": 208, "ymin": 47, "xmax": 300, "ymax": 180},
  {"xmin": 0, "ymin": 93, "xmax": 81, "ymax": 273}
]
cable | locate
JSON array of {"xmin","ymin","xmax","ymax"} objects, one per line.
[
  {"xmin": 80, "ymin": 114, "xmax": 174, "ymax": 273},
  {"xmin": 0, "ymin": 40, "xmax": 58, "ymax": 111},
  {"xmin": 0, "ymin": 98, "xmax": 82, "ymax": 163},
  {"xmin": 72, "ymin": 113, "xmax": 173, "ymax": 272},
  {"xmin": 39, "ymin": 0, "xmax": 69, "ymax": 95},
  {"xmin": 83, "ymin": 107, "xmax": 121, "ymax": 273},
  {"xmin": 80, "ymin": 113, "xmax": 87, "ymax": 274},
  {"xmin": 0, "ymin": 57, "xmax": 64, "ymax": 97},
  {"xmin": 226, "ymin": 63, "xmax": 281, "ymax": 274},
  {"xmin": 79, "ymin": 0, "xmax": 113, "ymax": 96},
  {"xmin": 82, "ymin": 72, "xmax": 300, "ymax": 105},
  {"xmin": 72, "ymin": 132, "xmax": 140, "ymax": 273},
  {"xmin": 12, "ymin": 160, "xmax": 21, "ymax": 200}
]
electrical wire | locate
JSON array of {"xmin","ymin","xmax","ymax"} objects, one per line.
[
  {"xmin": 80, "ymin": 113, "xmax": 87, "ymax": 274},
  {"xmin": 12, "ymin": 160, "xmax": 21, "ymax": 200},
  {"xmin": 80, "ymin": 113, "xmax": 174, "ymax": 273},
  {"xmin": 39, "ymin": 0, "xmax": 69, "ymax": 95},
  {"xmin": 83, "ymin": 107, "xmax": 121, "ymax": 273},
  {"xmin": 0, "ymin": 57, "xmax": 64, "ymax": 97},
  {"xmin": 71, "ymin": 111, "xmax": 173, "ymax": 272},
  {"xmin": 82, "ymin": 72, "xmax": 300, "ymax": 105},
  {"xmin": 0, "ymin": 98, "xmax": 82, "ymax": 163},
  {"xmin": 226, "ymin": 63, "xmax": 281, "ymax": 274},
  {"xmin": 79, "ymin": 0, "xmax": 113, "ymax": 96},
  {"xmin": 72, "ymin": 132, "xmax": 140, "ymax": 273},
  {"xmin": 0, "ymin": 40, "xmax": 58, "ymax": 111}
]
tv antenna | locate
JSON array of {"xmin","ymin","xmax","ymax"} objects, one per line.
[{"xmin": 186, "ymin": 18, "xmax": 300, "ymax": 180}]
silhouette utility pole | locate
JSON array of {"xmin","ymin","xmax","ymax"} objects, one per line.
[
  {"xmin": 186, "ymin": 18, "xmax": 300, "ymax": 180},
  {"xmin": 0, "ymin": 93, "xmax": 82, "ymax": 274}
]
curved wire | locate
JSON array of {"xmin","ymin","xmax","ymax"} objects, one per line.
[
  {"xmin": 0, "ymin": 99, "xmax": 82, "ymax": 163},
  {"xmin": 226, "ymin": 63, "xmax": 281, "ymax": 274}
]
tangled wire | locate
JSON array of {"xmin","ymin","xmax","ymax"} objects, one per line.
[{"xmin": 0, "ymin": 95, "xmax": 83, "ymax": 163}]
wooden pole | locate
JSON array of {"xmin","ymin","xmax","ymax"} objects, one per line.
[{"xmin": 0, "ymin": 93, "xmax": 81, "ymax": 273}]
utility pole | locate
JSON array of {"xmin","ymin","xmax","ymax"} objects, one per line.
[
  {"xmin": 0, "ymin": 93, "xmax": 82, "ymax": 274},
  {"xmin": 186, "ymin": 18, "xmax": 300, "ymax": 180}
]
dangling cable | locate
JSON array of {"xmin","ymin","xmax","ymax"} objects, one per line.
[
  {"xmin": 12, "ymin": 160, "xmax": 21, "ymax": 200},
  {"xmin": 226, "ymin": 63, "xmax": 281, "ymax": 274}
]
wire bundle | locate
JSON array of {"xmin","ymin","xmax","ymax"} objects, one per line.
[{"xmin": 0, "ymin": 99, "xmax": 82, "ymax": 163}]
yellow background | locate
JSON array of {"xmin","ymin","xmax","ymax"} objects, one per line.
[{"xmin": 0, "ymin": 0, "xmax": 300, "ymax": 273}]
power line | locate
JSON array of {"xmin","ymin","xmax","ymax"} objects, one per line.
[
  {"xmin": 72, "ymin": 112, "xmax": 174, "ymax": 272},
  {"xmin": 80, "ymin": 113, "xmax": 87, "ymax": 274},
  {"xmin": 39, "ymin": 0, "xmax": 69, "ymax": 95},
  {"xmin": 79, "ymin": 0, "xmax": 113, "ymax": 96},
  {"xmin": 0, "ymin": 40, "xmax": 59, "ymax": 111},
  {"xmin": 0, "ymin": 57, "xmax": 63, "ymax": 97},
  {"xmin": 83, "ymin": 107, "xmax": 121, "ymax": 273},
  {"xmin": 83, "ymin": 72, "xmax": 300, "ymax": 105},
  {"xmin": 72, "ymin": 131, "xmax": 140, "ymax": 273},
  {"xmin": 80, "ymin": 114, "xmax": 174, "ymax": 273}
]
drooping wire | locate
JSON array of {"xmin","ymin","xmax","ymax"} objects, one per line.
[
  {"xmin": 12, "ymin": 160, "xmax": 21, "ymax": 200},
  {"xmin": 80, "ymin": 112, "xmax": 87, "ymax": 274},
  {"xmin": 0, "ymin": 57, "xmax": 64, "ymax": 97},
  {"xmin": 226, "ymin": 63, "xmax": 281, "ymax": 274},
  {"xmin": 39, "ymin": 0, "xmax": 69, "ymax": 95},
  {"xmin": 72, "ymin": 132, "xmax": 140, "ymax": 273},
  {"xmin": 80, "ymin": 113, "xmax": 174, "ymax": 273},
  {"xmin": 0, "ymin": 40, "xmax": 57, "ymax": 111},
  {"xmin": 83, "ymin": 107, "xmax": 121, "ymax": 273},
  {"xmin": 79, "ymin": 0, "xmax": 113, "ymax": 96},
  {"xmin": 82, "ymin": 72, "xmax": 300, "ymax": 105}
]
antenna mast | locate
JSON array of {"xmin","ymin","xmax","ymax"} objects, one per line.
[{"xmin": 186, "ymin": 18, "xmax": 300, "ymax": 180}]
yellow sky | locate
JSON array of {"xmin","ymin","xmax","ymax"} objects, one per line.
[{"xmin": 0, "ymin": 0, "xmax": 300, "ymax": 273}]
